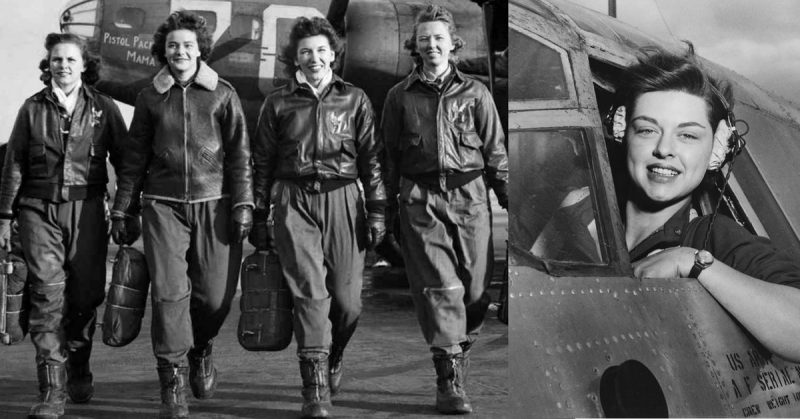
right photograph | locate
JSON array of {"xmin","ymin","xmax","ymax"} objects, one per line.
[{"xmin": 508, "ymin": 0, "xmax": 800, "ymax": 417}]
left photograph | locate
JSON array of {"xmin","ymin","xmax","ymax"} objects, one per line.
[{"xmin": 0, "ymin": 1, "xmax": 509, "ymax": 418}]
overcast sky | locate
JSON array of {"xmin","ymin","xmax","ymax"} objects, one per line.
[{"xmin": 570, "ymin": 0, "xmax": 800, "ymax": 106}]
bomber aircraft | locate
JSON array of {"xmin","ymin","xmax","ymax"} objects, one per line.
[
  {"xmin": 509, "ymin": 0, "xmax": 800, "ymax": 417},
  {"xmin": 57, "ymin": 0, "xmax": 509, "ymax": 273}
]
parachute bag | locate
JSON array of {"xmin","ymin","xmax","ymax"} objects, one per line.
[
  {"xmin": 1, "ymin": 250, "xmax": 29, "ymax": 345},
  {"xmin": 102, "ymin": 246, "xmax": 150, "ymax": 347},
  {"xmin": 238, "ymin": 250, "xmax": 294, "ymax": 351}
]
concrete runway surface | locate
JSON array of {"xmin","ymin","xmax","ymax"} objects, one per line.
[{"xmin": 0, "ymin": 244, "xmax": 508, "ymax": 418}]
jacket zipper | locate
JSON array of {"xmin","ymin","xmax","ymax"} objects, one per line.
[{"xmin": 182, "ymin": 86, "xmax": 189, "ymax": 200}]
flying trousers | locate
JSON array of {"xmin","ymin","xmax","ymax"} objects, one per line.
[
  {"xmin": 397, "ymin": 176, "xmax": 493, "ymax": 354},
  {"xmin": 271, "ymin": 180, "xmax": 366, "ymax": 353},
  {"xmin": 19, "ymin": 196, "xmax": 107, "ymax": 365},
  {"xmin": 142, "ymin": 198, "xmax": 242, "ymax": 366}
]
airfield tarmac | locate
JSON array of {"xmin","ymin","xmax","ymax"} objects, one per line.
[{"xmin": 0, "ymin": 243, "xmax": 508, "ymax": 418}]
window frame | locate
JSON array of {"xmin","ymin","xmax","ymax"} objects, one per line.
[{"xmin": 509, "ymin": 2, "xmax": 631, "ymax": 277}]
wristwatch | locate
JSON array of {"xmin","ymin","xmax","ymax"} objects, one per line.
[{"xmin": 689, "ymin": 249, "xmax": 714, "ymax": 279}]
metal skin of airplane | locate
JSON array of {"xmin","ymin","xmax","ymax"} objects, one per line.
[
  {"xmin": 510, "ymin": 0, "xmax": 800, "ymax": 417},
  {"xmin": 58, "ymin": 0, "xmax": 509, "ymax": 269}
]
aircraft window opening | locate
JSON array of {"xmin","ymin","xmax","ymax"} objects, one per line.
[
  {"xmin": 113, "ymin": 7, "xmax": 145, "ymax": 30},
  {"xmin": 509, "ymin": 28, "xmax": 569, "ymax": 101},
  {"xmin": 232, "ymin": 14, "xmax": 263, "ymax": 41},
  {"xmin": 510, "ymin": 129, "xmax": 607, "ymax": 265},
  {"xmin": 61, "ymin": 0, "xmax": 99, "ymax": 37}
]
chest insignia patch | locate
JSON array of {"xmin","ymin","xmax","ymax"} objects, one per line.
[
  {"xmin": 91, "ymin": 106, "xmax": 103, "ymax": 127},
  {"xmin": 447, "ymin": 100, "xmax": 474, "ymax": 129},
  {"xmin": 328, "ymin": 111, "xmax": 349, "ymax": 135}
]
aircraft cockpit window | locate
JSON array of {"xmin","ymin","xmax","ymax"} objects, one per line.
[
  {"xmin": 113, "ymin": 7, "xmax": 145, "ymax": 30},
  {"xmin": 232, "ymin": 14, "xmax": 263, "ymax": 40},
  {"xmin": 509, "ymin": 28, "xmax": 569, "ymax": 101},
  {"xmin": 510, "ymin": 129, "xmax": 606, "ymax": 265}
]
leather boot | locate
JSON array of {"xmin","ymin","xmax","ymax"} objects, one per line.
[
  {"xmin": 188, "ymin": 345, "xmax": 217, "ymax": 399},
  {"xmin": 28, "ymin": 363, "xmax": 67, "ymax": 419},
  {"xmin": 433, "ymin": 353, "xmax": 473, "ymax": 414},
  {"xmin": 66, "ymin": 360, "xmax": 94, "ymax": 403},
  {"xmin": 328, "ymin": 345, "xmax": 344, "ymax": 397},
  {"xmin": 299, "ymin": 353, "xmax": 332, "ymax": 418},
  {"xmin": 157, "ymin": 365, "xmax": 189, "ymax": 419}
]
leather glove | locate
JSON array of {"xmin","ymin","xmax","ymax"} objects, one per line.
[
  {"xmin": 367, "ymin": 212, "xmax": 386, "ymax": 250},
  {"xmin": 231, "ymin": 206, "xmax": 253, "ymax": 244},
  {"xmin": 111, "ymin": 215, "xmax": 141, "ymax": 246},
  {"xmin": 0, "ymin": 219, "xmax": 11, "ymax": 251},
  {"xmin": 125, "ymin": 216, "xmax": 142, "ymax": 244},
  {"xmin": 248, "ymin": 221, "xmax": 274, "ymax": 251}
]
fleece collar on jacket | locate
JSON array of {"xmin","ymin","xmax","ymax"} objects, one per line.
[{"xmin": 153, "ymin": 60, "xmax": 218, "ymax": 94}]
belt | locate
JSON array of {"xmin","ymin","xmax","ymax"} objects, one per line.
[
  {"xmin": 280, "ymin": 176, "xmax": 356, "ymax": 194},
  {"xmin": 403, "ymin": 170, "xmax": 482, "ymax": 191}
]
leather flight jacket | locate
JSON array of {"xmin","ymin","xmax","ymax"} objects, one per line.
[
  {"xmin": 252, "ymin": 73, "xmax": 386, "ymax": 213},
  {"xmin": 381, "ymin": 66, "xmax": 508, "ymax": 200},
  {"xmin": 0, "ymin": 85, "xmax": 127, "ymax": 215},
  {"xmin": 113, "ymin": 62, "xmax": 253, "ymax": 215}
]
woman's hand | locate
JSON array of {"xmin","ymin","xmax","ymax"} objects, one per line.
[{"xmin": 632, "ymin": 246, "xmax": 696, "ymax": 279}]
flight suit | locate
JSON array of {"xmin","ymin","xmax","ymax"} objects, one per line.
[
  {"xmin": 0, "ymin": 85, "xmax": 126, "ymax": 367},
  {"xmin": 112, "ymin": 62, "xmax": 253, "ymax": 366},
  {"xmin": 252, "ymin": 73, "xmax": 385, "ymax": 354},
  {"xmin": 382, "ymin": 66, "xmax": 508, "ymax": 354},
  {"xmin": 1, "ymin": 82, "xmax": 124, "ymax": 418}
]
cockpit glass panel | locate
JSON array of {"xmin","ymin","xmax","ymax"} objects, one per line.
[
  {"xmin": 510, "ymin": 28, "xmax": 569, "ymax": 101},
  {"xmin": 113, "ymin": 7, "xmax": 145, "ymax": 30},
  {"xmin": 510, "ymin": 129, "xmax": 606, "ymax": 264}
]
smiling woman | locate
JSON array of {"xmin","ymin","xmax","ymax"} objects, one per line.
[{"xmin": 611, "ymin": 45, "xmax": 800, "ymax": 363}]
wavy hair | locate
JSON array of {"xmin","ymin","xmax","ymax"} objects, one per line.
[
  {"xmin": 38, "ymin": 33, "xmax": 101, "ymax": 86},
  {"xmin": 403, "ymin": 4, "xmax": 465, "ymax": 66},
  {"xmin": 151, "ymin": 10, "xmax": 214, "ymax": 66},
  {"xmin": 617, "ymin": 43, "xmax": 734, "ymax": 130},
  {"xmin": 278, "ymin": 17, "xmax": 344, "ymax": 78}
]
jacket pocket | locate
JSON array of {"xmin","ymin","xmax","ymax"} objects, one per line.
[
  {"xmin": 28, "ymin": 144, "xmax": 48, "ymax": 178},
  {"xmin": 339, "ymin": 139, "xmax": 357, "ymax": 174},
  {"xmin": 88, "ymin": 143, "xmax": 108, "ymax": 180},
  {"xmin": 458, "ymin": 132, "xmax": 483, "ymax": 165},
  {"xmin": 198, "ymin": 146, "xmax": 222, "ymax": 172}
]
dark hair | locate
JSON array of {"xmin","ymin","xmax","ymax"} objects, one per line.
[
  {"xmin": 151, "ymin": 10, "xmax": 213, "ymax": 66},
  {"xmin": 38, "ymin": 33, "xmax": 100, "ymax": 86},
  {"xmin": 618, "ymin": 43, "xmax": 734, "ymax": 131},
  {"xmin": 403, "ymin": 4, "xmax": 465, "ymax": 66},
  {"xmin": 278, "ymin": 17, "xmax": 343, "ymax": 78}
]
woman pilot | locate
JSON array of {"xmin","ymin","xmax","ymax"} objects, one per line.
[{"xmin": 613, "ymin": 45, "xmax": 800, "ymax": 362}]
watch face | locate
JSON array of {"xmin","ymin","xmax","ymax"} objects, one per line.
[{"xmin": 696, "ymin": 250, "xmax": 714, "ymax": 266}]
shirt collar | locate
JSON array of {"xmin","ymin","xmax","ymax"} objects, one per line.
[
  {"xmin": 629, "ymin": 203, "xmax": 698, "ymax": 262},
  {"xmin": 294, "ymin": 69, "xmax": 333, "ymax": 97},
  {"xmin": 404, "ymin": 63, "xmax": 464, "ymax": 90},
  {"xmin": 51, "ymin": 79, "xmax": 83, "ymax": 114},
  {"xmin": 153, "ymin": 60, "xmax": 218, "ymax": 94},
  {"xmin": 420, "ymin": 65, "xmax": 452, "ymax": 84}
]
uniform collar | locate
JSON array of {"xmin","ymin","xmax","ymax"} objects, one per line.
[
  {"xmin": 288, "ymin": 72, "xmax": 347, "ymax": 94},
  {"xmin": 404, "ymin": 63, "xmax": 464, "ymax": 90},
  {"xmin": 629, "ymin": 203, "xmax": 698, "ymax": 262},
  {"xmin": 295, "ymin": 69, "xmax": 334, "ymax": 97},
  {"xmin": 153, "ymin": 60, "xmax": 218, "ymax": 94}
]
